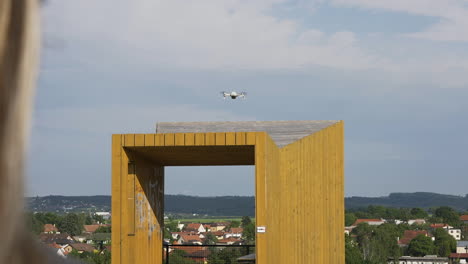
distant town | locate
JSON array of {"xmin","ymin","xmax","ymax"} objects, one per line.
[{"xmin": 27, "ymin": 193, "xmax": 468, "ymax": 264}]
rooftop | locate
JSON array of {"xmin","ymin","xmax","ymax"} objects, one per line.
[{"xmin": 156, "ymin": 120, "xmax": 339, "ymax": 147}]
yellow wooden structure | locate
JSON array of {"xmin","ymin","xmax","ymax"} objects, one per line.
[{"xmin": 111, "ymin": 121, "xmax": 344, "ymax": 264}]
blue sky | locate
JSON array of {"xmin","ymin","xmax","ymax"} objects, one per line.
[{"xmin": 28, "ymin": 0, "xmax": 468, "ymax": 197}]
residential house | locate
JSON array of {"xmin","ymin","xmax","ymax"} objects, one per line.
[
  {"xmin": 225, "ymin": 228, "xmax": 243, "ymax": 238},
  {"xmin": 457, "ymin": 241, "xmax": 468, "ymax": 254},
  {"xmin": 430, "ymin": 224, "xmax": 461, "ymax": 240},
  {"xmin": 43, "ymin": 224, "xmax": 59, "ymax": 234},
  {"xmin": 388, "ymin": 255, "xmax": 448, "ymax": 264},
  {"xmin": 171, "ymin": 231, "xmax": 199, "ymax": 241},
  {"xmin": 217, "ymin": 237, "xmax": 242, "ymax": 245},
  {"xmin": 71, "ymin": 243, "xmax": 96, "ymax": 254},
  {"xmin": 449, "ymin": 253, "xmax": 468, "ymax": 264},
  {"xmin": 73, "ymin": 234, "xmax": 89, "ymax": 243},
  {"xmin": 203, "ymin": 224, "xmax": 211, "ymax": 232},
  {"xmin": 448, "ymin": 228, "xmax": 462, "ymax": 241},
  {"xmin": 344, "ymin": 226, "xmax": 354, "ymax": 235},
  {"xmin": 210, "ymin": 231, "xmax": 225, "ymax": 240},
  {"xmin": 461, "ymin": 215, "xmax": 468, "ymax": 225},
  {"xmin": 210, "ymin": 222, "xmax": 228, "ymax": 232},
  {"xmin": 39, "ymin": 233, "xmax": 74, "ymax": 246},
  {"xmin": 95, "ymin": 212, "xmax": 111, "ymax": 220},
  {"xmin": 185, "ymin": 223, "xmax": 206, "ymax": 234},
  {"xmin": 177, "ymin": 223, "xmax": 185, "ymax": 231},
  {"xmin": 398, "ymin": 230, "xmax": 430, "ymax": 247},
  {"xmin": 178, "ymin": 234, "xmax": 203, "ymax": 245},
  {"xmin": 83, "ymin": 224, "xmax": 110, "ymax": 234},
  {"xmin": 89, "ymin": 233, "xmax": 112, "ymax": 249},
  {"xmin": 430, "ymin": 224, "xmax": 452, "ymax": 230},
  {"xmin": 408, "ymin": 219, "xmax": 426, "ymax": 225},
  {"xmin": 45, "ymin": 243, "xmax": 72, "ymax": 258},
  {"xmin": 171, "ymin": 246, "xmax": 210, "ymax": 263},
  {"xmin": 352, "ymin": 219, "xmax": 385, "ymax": 227}
]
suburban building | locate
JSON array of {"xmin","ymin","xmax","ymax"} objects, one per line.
[
  {"xmin": 388, "ymin": 255, "xmax": 448, "ymax": 264},
  {"xmin": 178, "ymin": 234, "xmax": 203, "ymax": 245},
  {"xmin": 217, "ymin": 237, "xmax": 242, "ymax": 245},
  {"xmin": 184, "ymin": 223, "xmax": 206, "ymax": 233},
  {"xmin": 449, "ymin": 253, "xmax": 468, "ymax": 264},
  {"xmin": 39, "ymin": 233, "xmax": 74, "ymax": 246},
  {"xmin": 352, "ymin": 219, "xmax": 385, "ymax": 226},
  {"xmin": 457, "ymin": 241, "xmax": 468, "ymax": 254},
  {"xmin": 71, "ymin": 243, "xmax": 96, "ymax": 254},
  {"xmin": 448, "ymin": 228, "xmax": 462, "ymax": 240},
  {"xmin": 225, "ymin": 227, "xmax": 243, "ymax": 238},
  {"xmin": 43, "ymin": 224, "xmax": 59, "ymax": 234},
  {"xmin": 95, "ymin": 212, "xmax": 111, "ymax": 220},
  {"xmin": 210, "ymin": 223, "xmax": 228, "ymax": 232},
  {"xmin": 408, "ymin": 219, "xmax": 426, "ymax": 225},
  {"xmin": 170, "ymin": 246, "xmax": 210, "ymax": 263},
  {"xmin": 83, "ymin": 224, "xmax": 110, "ymax": 234},
  {"xmin": 398, "ymin": 230, "xmax": 430, "ymax": 246},
  {"xmin": 430, "ymin": 224, "xmax": 452, "ymax": 230},
  {"xmin": 461, "ymin": 215, "xmax": 468, "ymax": 224}
]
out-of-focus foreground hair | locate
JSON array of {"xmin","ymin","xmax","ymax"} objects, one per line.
[{"xmin": 0, "ymin": 0, "xmax": 45, "ymax": 263}]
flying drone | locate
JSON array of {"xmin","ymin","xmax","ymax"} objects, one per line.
[{"xmin": 221, "ymin": 91, "xmax": 247, "ymax": 99}]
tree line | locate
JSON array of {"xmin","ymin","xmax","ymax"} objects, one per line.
[{"xmin": 346, "ymin": 205, "xmax": 467, "ymax": 264}]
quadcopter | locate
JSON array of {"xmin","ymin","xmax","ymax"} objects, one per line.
[{"xmin": 221, "ymin": 91, "xmax": 247, "ymax": 99}]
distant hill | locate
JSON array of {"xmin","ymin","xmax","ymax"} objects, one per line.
[
  {"xmin": 26, "ymin": 192, "xmax": 468, "ymax": 214},
  {"xmin": 346, "ymin": 192, "xmax": 468, "ymax": 211}
]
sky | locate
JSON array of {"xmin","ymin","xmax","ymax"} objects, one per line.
[{"xmin": 28, "ymin": 0, "xmax": 468, "ymax": 197}]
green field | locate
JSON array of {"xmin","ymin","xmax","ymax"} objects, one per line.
[{"xmin": 165, "ymin": 217, "xmax": 255, "ymax": 224}]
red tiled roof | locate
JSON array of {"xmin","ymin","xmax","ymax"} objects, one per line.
[
  {"xmin": 218, "ymin": 237, "xmax": 241, "ymax": 244},
  {"xmin": 460, "ymin": 215, "xmax": 468, "ymax": 221},
  {"xmin": 430, "ymin": 223, "xmax": 449, "ymax": 228},
  {"xmin": 229, "ymin": 228, "xmax": 243, "ymax": 234},
  {"xmin": 211, "ymin": 231, "xmax": 224, "ymax": 236},
  {"xmin": 398, "ymin": 230, "xmax": 428, "ymax": 245},
  {"xmin": 45, "ymin": 243, "xmax": 62, "ymax": 249},
  {"xmin": 180, "ymin": 234, "xmax": 202, "ymax": 243},
  {"xmin": 450, "ymin": 253, "xmax": 468, "ymax": 258},
  {"xmin": 71, "ymin": 243, "xmax": 96, "ymax": 253},
  {"xmin": 43, "ymin": 224, "xmax": 59, "ymax": 233},
  {"xmin": 185, "ymin": 223, "xmax": 203, "ymax": 231},
  {"xmin": 352, "ymin": 219, "xmax": 383, "ymax": 226},
  {"xmin": 84, "ymin": 224, "xmax": 109, "ymax": 233}
]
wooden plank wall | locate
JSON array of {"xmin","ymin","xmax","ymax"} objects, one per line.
[{"xmin": 263, "ymin": 121, "xmax": 344, "ymax": 263}]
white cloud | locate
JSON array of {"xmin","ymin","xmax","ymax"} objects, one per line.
[
  {"xmin": 41, "ymin": 0, "xmax": 376, "ymax": 70},
  {"xmin": 330, "ymin": 0, "xmax": 468, "ymax": 42}
]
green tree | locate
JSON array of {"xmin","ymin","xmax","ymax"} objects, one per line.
[
  {"xmin": 407, "ymin": 234, "xmax": 434, "ymax": 257},
  {"xmin": 345, "ymin": 235, "xmax": 363, "ymax": 264},
  {"xmin": 242, "ymin": 222, "xmax": 255, "ymax": 244},
  {"xmin": 25, "ymin": 212, "xmax": 44, "ymax": 235},
  {"xmin": 85, "ymin": 215, "xmax": 93, "ymax": 225},
  {"xmin": 410, "ymin": 208, "xmax": 428, "ymax": 219},
  {"xmin": 95, "ymin": 226, "xmax": 111, "ymax": 233},
  {"xmin": 169, "ymin": 250, "xmax": 196, "ymax": 264},
  {"xmin": 354, "ymin": 223, "xmax": 373, "ymax": 260},
  {"xmin": 433, "ymin": 228, "xmax": 456, "ymax": 257},
  {"xmin": 241, "ymin": 216, "xmax": 252, "ymax": 227},
  {"xmin": 345, "ymin": 213, "xmax": 357, "ymax": 226},
  {"xmin": 208, "ymin": 248, "xmax": 242, "ymax": 264},
  {"xmin": 59, "ymin": 213, "xmax": 83, "ymax": 236},
  {"xmin": 435, "ymin": 206, "xmax": 461, "ymax": 226},
  {"xmin": 204, "ymin": 232, "xmax": 218, "ymax": 245},
  {"xmin": 229, "ymin": 220, "xmax": 241, "ymax": 228}
]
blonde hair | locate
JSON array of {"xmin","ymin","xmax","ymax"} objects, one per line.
[{"xmin": 0, "ymin": 0, "xmax": 44, "ymax": 263}]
